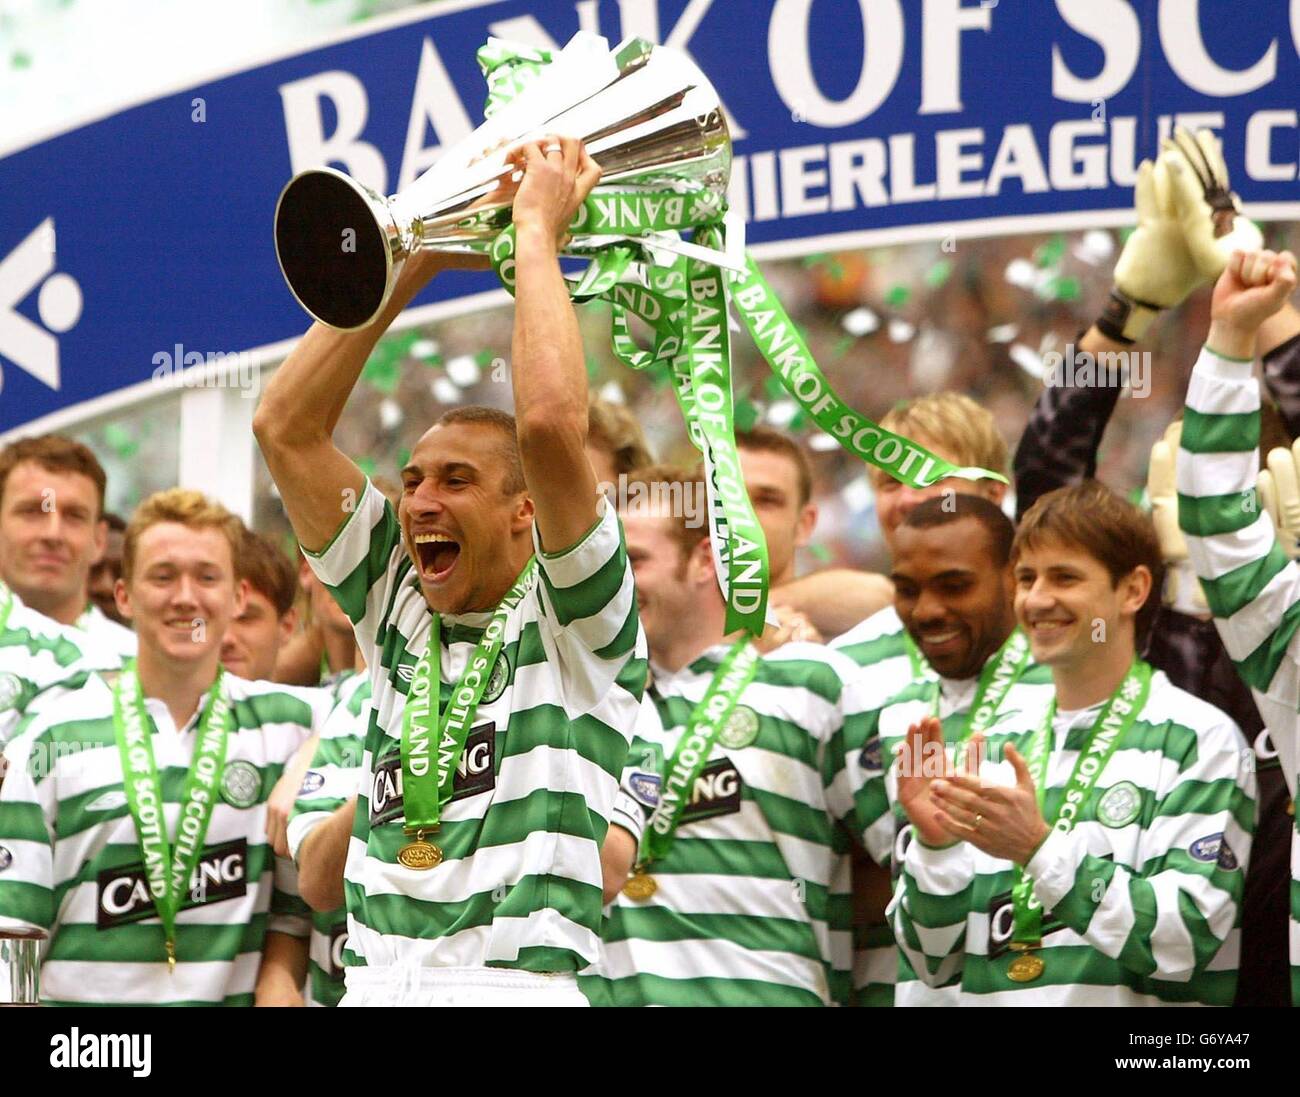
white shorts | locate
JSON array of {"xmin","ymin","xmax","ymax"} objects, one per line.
[{"xmin": 339, "ymin": 965, "xmax": 589, "ymax": 1007}]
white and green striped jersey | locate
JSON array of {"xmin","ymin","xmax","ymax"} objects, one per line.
[
  {"xmin": 288, "ymin": 669, "xmax": 370, "ymax": 1007},
  {"xmin": 1, "ymin": 584, "xmax": 123, "ymax": 748},
  {"xmin": 890, "ymin": 668, "xmax": 1255, "ymax": 1005},
  {"xmin": 302, "ymin": 481, "xmax": 645, "ymax": 974},
  {"xmin": 830, "ymin": 605, "xmax": 931, "ymax": 1006},
  {"xmin": 586, "ymin": 642, "xmax": 861, "ymax": 1007},
  {"xmin": 1178, "ymin": 343, "xmax": 1300, "ymax": 1003},
  {"xmin": 826, "ymin": 658, "xmax": 1055, "ymax": 1005},
  {"xmin": 0, "ymin": 670, "xmax": 319, "ymax": 1005}
]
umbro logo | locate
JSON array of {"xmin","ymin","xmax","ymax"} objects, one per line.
[{"xmin": 0, "ymin": 219, "xmax": 83, "ymax": 395}]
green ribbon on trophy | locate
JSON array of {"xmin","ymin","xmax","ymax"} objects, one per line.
[{"xmin": 476, "ymin": 42, "xmax": 1006, "ymax": 638}]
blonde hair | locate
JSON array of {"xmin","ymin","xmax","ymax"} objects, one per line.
[
  {"xmin": 878, "ymin": 393, "xmax": 1008, "ymax": 481},
  {"xmin": 122, "ymin": 489, "xmax": 243, "ymax": 584},
  {"xmin": 589, "ymin": 398, "xmax": 653, "ymax": 476}
]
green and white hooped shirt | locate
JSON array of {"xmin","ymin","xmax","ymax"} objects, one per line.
[
  {"xmin": 890, "ymin": 668, "xmax": 1255, "ymax": 1005},
  {"xmin": 586, "ymin": 641, "xmax": 863, "ymax": 1007},
  {"xmin": 300, "ymin": 480, "xmax": 646, "ymax": 974},
  {"xmin": 289, "ymin": 669, "xmax": 370, "ymax": 1007},
  {"xmin": 0, "ymin": 669, "xmax": 319, "ymax": 1005}
]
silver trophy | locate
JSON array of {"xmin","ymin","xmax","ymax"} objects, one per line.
[
  {"xmin": 0, "ymin": 927, "xmax": 45, "ymax": 1006},
  {"xmin": 274, "ymin": 32, "xmax": 733, "ymax": 330}
]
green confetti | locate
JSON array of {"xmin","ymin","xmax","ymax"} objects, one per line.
[
  {"xmin": 1034, "ymin": 234, "xmax": 1066, "ymax": 268},
  {"xmin": 735, "ymin": 399, "xmax": 760, "ymax": 432},
  {"xmin": 763, "ymin": 375, "xmax": 787, "ymax": 400},
  {"xmin": 11, "ymin": 52, "xmax": 30, "ymax": 70},
  {"xmin": 474, "ymin": 350, "xmax": 496, "ymax": 367},
  {"xmin": 1048, "ymin": 275, "xmax": 1082, "ymax": 301},
  {"xmin": 807, "ymin": 543, "xmax": 832, "ymax": 564},
  {"xmin": 924, "ymin": 259, "xmax": 953, "ymax": 288},
  {"xmin": 801, "ymin": 252, "xmax": 830, "ymax": 268},
  {"xmin": 103, "ymin": 423, "xmax": 138, "ymax": 459},
  {"xmin": 388, "ymin": 330, "xmax": 419, "ymax": 357},
  {"xmin": 362, "ymin": 355, "xmax": 400, "ymax": 394},
  {"xmin": 357, "ymin": 456, "xmax": 377, "ymax": 478},
  {"xmin": 585, "ymin": 357, "xmax": 600, "ymax": 381},
  {"xmin": 789, "ymin": 409, "xmax": 808, "ymax": 432},
  {"xmin": 397, "ymin": 448, "xmax": 412, "ymax": 469},
  {"xmin": 884, "ymin": 285, "xmax": 910, "ymax": 308}
]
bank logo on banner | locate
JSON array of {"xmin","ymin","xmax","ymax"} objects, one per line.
[{"xmin": 0, "ymin": 218, "xmax": 82, "ymax": 396}]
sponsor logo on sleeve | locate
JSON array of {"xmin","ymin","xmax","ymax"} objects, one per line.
[
  {"xmin": 859, "ymin": 736, "xmax": 883, "ymax": 775},
  {"xmin": 1189, "ymin": 832, "xmax": 1239, "ymax": 870},
  {"xmin": 369, "ymin": 722, "xmax": 495, "ymax": 827},
  {"xmin": 220, "ymin": 759, "xmax": 263, "ymax": 809},
  {"xmin": 96, "ymin": 838, "xmax": 248, "ymax": 928},
  {"xmin": 628, "ymin": 772, "xmax": 661, "ymax": 807},
  {"xmin": 299, "ymin": 771, "xmax": 325, "ymax": 796}
]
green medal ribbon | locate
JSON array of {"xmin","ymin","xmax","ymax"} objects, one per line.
[
  {"xmin": 400, "ymin": 558, "xmax": 537, "ymax": 835},
  {"xmin": 642, "ymin": 637, "xmax": 760, "ymax": 865},
  {"xmin": 1010, "ymin": 659, "xmax": 1152, "ymax": 946},
  {"xmin": 475, "ymin": 43, "xmax": 1004, "ymax": 636},
  {"xmin": 0, "ymin": 582, "xmax": 12, "ymax": 633},
  {"xmin": 111, "ymin": 660, "xmax": 232, "ymax": 970}
]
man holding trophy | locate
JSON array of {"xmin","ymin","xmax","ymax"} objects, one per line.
[{"xmin": 256, "ymin": 134, "xmax": 647, "ymax": 1006}]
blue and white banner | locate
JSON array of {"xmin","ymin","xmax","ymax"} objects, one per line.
[{"xmin": 2, "ymin": 0, "xmax": 1298, "ymax": 433}]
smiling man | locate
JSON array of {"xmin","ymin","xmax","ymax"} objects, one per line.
[
  {"xmin": 0, "ymin": 437, "xmax": 136, "ymax": 659},
  {"xmin": 826, "ymin": 494, "xmax": 1052, "ymax": 1006},
  {"xmin": 0, "ymin": 489, "xmax": 317, "ymax": 1005},
  {"xmin": 256, "ymin": 136, "xmax": 645, "ymax": 1006},
  {"xmin": 890, "ymin": 481, "xmax": 1255, "ymax": 1004}
]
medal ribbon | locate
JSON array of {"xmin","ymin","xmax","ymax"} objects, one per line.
[
  {"xmin": 0, "ymin": 582, "xmax": 12, "ymax": 633},
  {"xmin": 476, "ymin": 45, "xmax": 1004, "ymax": 636},
  {"xmin": 642, "ymin": 637, "xmax": 760, "ymax": 864},
  {"xmin": 111, "ymin": 661, "xmax": 231, "ymax": 968},
  {"xmin": 400, "ymin": 558, "xmax": 537, "ymax": 834},
  {"xmin": 901, "ymin": 629, "xmax": 1030, "ymax": 740},
  {"xmin": 1010, "ymin": 659, "xmax": 1152, "ymax": 946}
]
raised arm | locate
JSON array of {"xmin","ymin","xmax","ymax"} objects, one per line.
[
  {"xmin": 509, "ymin": 137, "xmax": 603, "ymax": 553},
  {"xmin": 253, "ymin": 252, "xmax": 472, "ymax": 551}
]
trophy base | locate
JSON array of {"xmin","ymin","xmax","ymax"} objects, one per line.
[{"xmin": 275, "ymin": 168, "xmax": 399, "ymax": 330}]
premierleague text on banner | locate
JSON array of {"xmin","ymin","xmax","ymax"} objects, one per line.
[{"xmin": 1, "ymin": 0, "xmax": 1297, "ymax": 433}]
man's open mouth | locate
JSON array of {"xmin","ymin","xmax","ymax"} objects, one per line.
[{"xmin": 413, "ymin": 532, "xmax": 461, "ymax": 582}]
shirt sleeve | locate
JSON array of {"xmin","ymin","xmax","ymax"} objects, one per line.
[
  {"xmin": 268, "ymin": 854, "xmax": 311, "ymax": 940},
  {"xmin": 887, "ymin": 837, "xmax": 975, "ymax": 989},
  {"xmin": 0, "ymin": 719, "xmax": 58, "ymax": 936},
  {"xmin": 1023, "ymin": 712, "xmax": 1254, "ymax": 983},
  {"xmin": 531, "ymin": 496, "xmax": 647, "ymax": 722},
  {"xmin": 1179, "ymin": 344, "xmax": 1300, "ymax": 796},
  {"xmin": 287, "ymin": 691, "xmax": 367, "ymax": 865},
  {"xmin": 608, "ymin": 699, "xmax": 663, "ymax": 849},
  {"xmin": 301, "ymin": 479, "xmax": 403, "ymax": 665}
]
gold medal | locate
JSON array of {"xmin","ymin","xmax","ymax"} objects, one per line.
[
  {"xmin": 1007, "ymin": 952, "xmax": 1045, "ymax": 983},
  {"xmin": 398, "ymin": 839, "xmax": 443, "ymax": 870},
  {"xmin": 622, "ymin": 870, "xmax": 658, "ymax": 901}
]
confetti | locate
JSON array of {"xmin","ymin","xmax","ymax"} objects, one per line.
[
  {"xmin": 1046, "ymin": 275, "xmax": 1082, "ymax": 301},
  {"xmin": 808, "ymin": 432, "xmax": 841, "ymax": 452},
  {"xmin": 807, "ymin": 543, "xmax": 832, "ymax": 564},
  {"xmin": 1004, "ymin": 258, "xmax": 1037, "ymax": 289},
  {"xmin": 987, "ymin": 323, "xmax": 1019, "ymax": 343},
  {"xmin": 1034, "ymin": 234, "xmax": 1066, "ymax": 268},
  {"xmin": 362, "ymin": 355, "xmax": 400, "ymax": 395},
  {"xmin": 411, "ymin": 339, "xmax": 440, "ymax": 359},
  {"xmin": 924, "ymin": 259, "xmax": 953, "ymax": 288},
  {"xmin": 431, "ymin": 377, "xmax": 460, "ymax": 404},
  {"xmin": 1010, "ymin": 342, "xmax": 1047, "ymax": 379},
  {"xmin": 842, "ymin": 306, "xmax": 879, "ymax": 337},
  {"xmin": 597, "ymin": 381, "xmax": 625, "ymax": 404},
  {"xmin": 766, "ymin": 400, "xmax": 799, "ymax": 428},
  {"xmin": 884, "ymin": 285, "xmax": 911, "ymax": 308},
  {"xmin": 445, "ymin": 354, "xmax": 481, "ymax": 387},
  {"xmin": 735, "ymin": 399, "xmax": 761, "ymax": 432},
  {"xmin": 357, "ymin": 456, "xmax": 377, "ymax": 477},
  {"xmin": 888, "ymin": 318, "xmax": 915, "ymax": 343},
  {"xmin": 103, "ymin": 423, "xmax": 138, "ymax": 459},
  {"xmin": 379, "ymin": 399, "xmax": 403, "ymax": 431},
  {"xmin": 841, "ymin": 477, "xmax": 873, "ymax": 512},
  {"xmin": 1072, "ymin": 229, "xmax": 1115, "ymax": 265}
]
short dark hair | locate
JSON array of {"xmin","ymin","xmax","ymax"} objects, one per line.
[
  {"xmin": 103, "ymin": 511, "xmax": 127, "ymax": 533},
  {"xmin": 0, "ymin": 435, "xmax": 107, "ymax": 517},
  {"xmin": 901, "ymin": 494, "xmax": 1014, "ymax": 567},
  {"xmin": 735, "ymin": 426, "xmax": 813, "ymax": 507},
  {"xmin": 238, "ymin": 528, "xmax": 298, "ymax": 617},
  {"xmin": 1013, "ymin": 480, "xmax": 1163, "ymax": 640},
  {"xmin": 433, "ymin": 406, "xmax": 525, "ymax": 495},
  {"xmin": 621, "ymin": 463, "xmax": 708, "ymax": 562}
]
